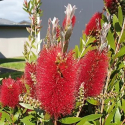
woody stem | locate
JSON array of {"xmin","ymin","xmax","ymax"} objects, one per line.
[{"xmin": 54, "ymin": 120, "xmax": 57, "ymax": 125}]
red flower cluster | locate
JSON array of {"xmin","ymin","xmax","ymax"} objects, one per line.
[
  {"xmin": 63, "ymin": 15, "xmax": 76, "ymax": 29},
  {"xmin": 104, "ymin": 0, "xmax": 116, "ymax": 8},
  {"xmin": 84, "ymin": 12, "xmax": 102, "ymax": 36},
  {"xmin": 78, "ymin": 50, "xmax": 108, "ymax": 97},
  {"xmin": 0, "ymin": 78, "xmax": 20, "ymax": 108},
  {"xmin": 24, "ymin": 62, "xmax": 36, "ymax": 97},
  {"xmin": 16, "ymin": 75, "xmax": 26, "ymax": 94},
  {"xmin": 36, "ymin": 46, "xmax": 77, "ymax": 119}
]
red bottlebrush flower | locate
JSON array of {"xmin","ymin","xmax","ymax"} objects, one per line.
[
  {"xmin": 16, "ymin": 75, "xmax": 26, "ymax": 94},
  {"xmin": 104, "ymin": 0, "xmax": 116, "ymax": 8},
  {"xmin": 78, "ymin": 50, "xmax": 108, "ymax": 97},
  {"xmin": 62, "ymin": 15, "xmax": 76, "ymax": 29},
  {"xmin": 36, "ymin": 46, "xmax": 77, "ymax": 119},
  {"xmin": 84, "ymin": 12, "xmax": 102, "ymax": 36},
  {"xmin": 0, "ymin": 78, "xmax": 20, "ymax": 108},
  {"xmin": 24, "ymin": 62, "xmax": 36, "ymax": 97}
]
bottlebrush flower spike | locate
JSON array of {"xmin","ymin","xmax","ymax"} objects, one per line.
[
  {"xmin": 16, "ymin": 75, "xmax": 26, "ymax": 94},
  {"xmin": 104, "ymin": 0, "xmax": 121, "ymax": 14},
  {"xmin": 78, "ymin": 50, "xmax": 108, "ymax": 97},
  {"xmin": 0, "ymin": 78, "xmax": 20, "ymax": 108},
  {"xmin": 36, "ymin": 45, "xmax": 77, "ymax": 119},
  {"xmin": 24, "ymin": 62, "xmax": 36, "ymax": 97},
  {"xmin": 63, "ymin": 4, "xmax": 77, "ymax": 29},
  {"xmin": 104, "ymin": 0, "xmax": 116, "ymax": 8},
  {"xmin": 84, "ymin": 12, "xmax": 102, "ymax": 36}
]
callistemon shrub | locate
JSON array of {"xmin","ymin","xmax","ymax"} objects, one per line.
[
  {"xmin": 0, "ymin": 78, "xmax": 20, "ymax": 108},
  {"xmin": 84, "ymin": 12, "xmax": 102, "ymax": 37},
  {"xmin": 36, "ymin": 45, "xmax": 78, "ymax": 119},
  {"xmin": 78, "ymin": 50, "xmax": 109, "ymax": 97}
]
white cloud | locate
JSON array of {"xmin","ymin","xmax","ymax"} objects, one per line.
[{"xmin": 0, "ymin": 0, "xmax": 30, "ymax": 22}]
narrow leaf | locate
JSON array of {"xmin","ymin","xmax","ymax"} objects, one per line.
[
  {"xmin": 114, "ymin": 107, "xmax": 121, "ymax": 123},
  {"xmin": 105, "ymin": 107, "xmax": 117, "ymax": 124},
  {"xmin": 59, "ymin": 117, "xmax": 82, "ymax": 124},
  {"xmin": 118, "ymin": 19, "xmax": 125, "ymax": 43},
  {"xmin": 81, "ymin": 114, "xmax": 102, "ymax": 122},
  {"xmin": 21, "ymin": 115, "xmax": 35, "ymax": 125},
  {"xmin": 77, "ymin": 121, "xmax": 91, "ymax": 125},
  {"xmin": 87, "ymin": 98, "xmax": 100, "ymax": 106},
  {"xmin": 106, "ymin": 30, "xmax": 115, "ymax": 50},
  {"xmin": 116, "ymin": 46, "xmax": 125, "ymax": 57},
  {"xmin": 118, "ymin": 6, "xmax": 123, "ymax": 27},
  {"xmin": 19, "ymin": 103, "xmax": 34, "ymax": 110}
]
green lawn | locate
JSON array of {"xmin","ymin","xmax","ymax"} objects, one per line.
[
  {"xmin": 0, "ymin": 62, "xmax": 25, "ymax": 71},
  {"xmin": 0, "ymin": 57, "xmax": 25, "ymax": 80}
]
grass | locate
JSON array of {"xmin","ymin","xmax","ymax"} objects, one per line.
[
  {"xmin": 0, "ymin": 57, "xmax": 25, "ymax": 79},
  {"xmin": 0, "ymin": 62, "xmax": 25, "ymax": 71}
]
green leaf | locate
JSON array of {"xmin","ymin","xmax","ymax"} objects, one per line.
[
  {"xmin": 113, "ymin": 14, "xmax": 119, "ymax": 27},
  {"xmin": 83, "ymin": 33, "xmax": 86, "ymax": 42},
  {"xmin": 59, "ymin": 117, "xmax": 82, "ymax": 124},
  {"xmin": 114, "ymin": 107, "xmax": 121, "ymax": 123},
  {"xmin": 28, "ymin": 1, "xmax": 30, "ymax": 9},
  {"xmin": 74, "ymin": 45, "xmax": 80, "ymax": 58},
  {"xmin": 31, "ymin": 39, "xmax": 35, "ymax": 46},
  {"xmin": 19, "ymin": 103, "xmax": 34, "ymax": 110},
  {"xmin": 26, "ymin": 41, "xmax": 30, "ymax": 47},
  {"xmin": 87, "ymin": 98, "xmax": 100, "ymax": 106},
  {"xmin": 0, "ymin": 110, "xmax": 12, "ymax": 123},
  {"xmin": 113, "ymin": 14, "xmax": 121, "ymax": 36},
  {"xmin": 77, "ymin": 121, "xmax": 91, "ymax": 125},
  {"xmin": 81, "ymin": 114, "xmax": 102, "ymax": 122},
  {"xmin": 116, "ymin": 46, "xmax": 125, "ymax": 57},
  {"xmin": 31, "ymin": 51, "xmax": 37, "ymax": 59},
  {"xmin": 77, "ymin": 114, "xmax": 102, "ymax": 125},
  {"xmin": 86, "ymin": 37, "xmax": 95, "ymax": 47},
  {"xmin": 75, "ymin": 101, "xmax": 81, "ymax": 109},
  {"xmin": 121, "ymin": 99, "xmax": 125, "ymax": 112},
  {"xmin": 118, "ymin": 6, "xmax": 123, "ymax": 27},
  {"xmin": 23, "ymin": 8, "xmax": 29, "ymax": 13},
  {"xmin": 13, "ymin": 112, "xmax": 20, "ymax": 122},
  {"xmin": 106, "ymin": 30, "xmax": 115, "ymax": 50},
  {"xmin": 32, "ymin": 45, "xmax": 37, "ymax": 49},
  {"xmin": 21, "ymin": 115, "xmax": 35, "ymax": 125},
  {"xmin": 114, "ymin": 81, "xmax": 120, "ymax": 93},
  {"xmin": 118, "ymin": 62, "xmax": 125, "ymax": 70},
  {"xmin": 108, "ymin": 75, "xmax": 117, "ymax": 92},
  {"xmin": 79, "ymin": 38, "xmax": 83, "ymax": 52},
  {"xmin": 0, "ymin": 121, "xmax": 4, "ymax": 125},
  {"xmin": 118, "ymin": 19, "xmax": 125, "ymax": 43},
  {"xmin": 105, "ymin": 107, "xmax": 117, "ymax": 125}
]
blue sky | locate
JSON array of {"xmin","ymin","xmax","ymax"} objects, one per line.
[{"xmin": 0, "ymin": 0, "xmax": 29, "ymax": 22}]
